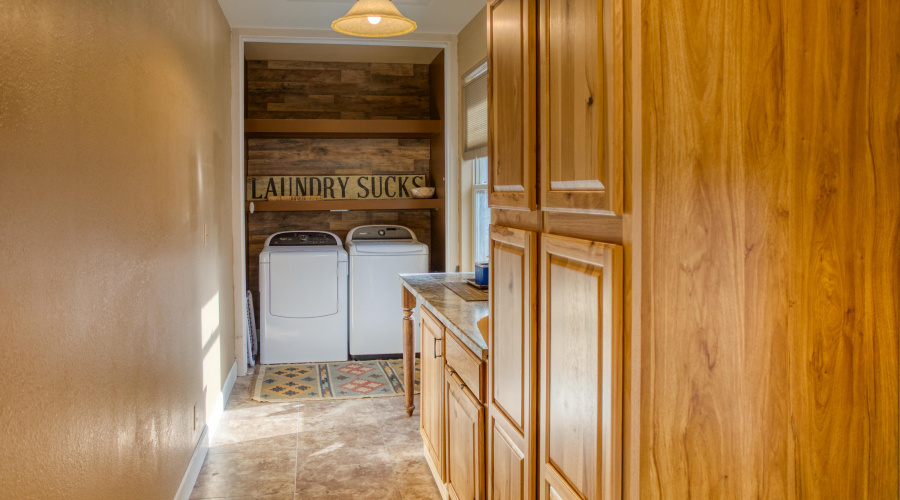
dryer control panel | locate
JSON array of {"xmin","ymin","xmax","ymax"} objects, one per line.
[
  {"xmin": 269, "ymin": 232, "xmax": 339, "ymax": 246},
  {"xmin": 348, "ymin": 225, "xmax": 415, "ymax": 241}
]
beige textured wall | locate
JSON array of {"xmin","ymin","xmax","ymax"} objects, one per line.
[
  {"xmin": 457, "ymin": 7, "xmax": 487, "ymax": 271},
  {"xmin": 458, "ymin": 7, "xmax": 488, "ymax": 78},
  {"xmin": 0, "ymin": 1, "xmax": 234, "ymax": 498}
]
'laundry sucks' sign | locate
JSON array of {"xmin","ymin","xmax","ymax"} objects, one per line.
[{"xmin": 246, "ymin": 175, "xmax": 427, "ymax": 201}]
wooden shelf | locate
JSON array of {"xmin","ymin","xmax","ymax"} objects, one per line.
[
  {"xmin": 246, "ymin": 198, "xmax": 443, "ymax": 212},
  {"xmin": 245, "ymin": 119, "xmax": 443, "ymax": 137}
]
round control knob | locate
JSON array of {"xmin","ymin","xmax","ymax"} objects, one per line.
[
  {"xmin": 378, "ymin": 230, "xmax": 386, "ymax": 236},
  {"xmin": 299, "ymin": 234, "xmax": 308, "ymax": 241}
]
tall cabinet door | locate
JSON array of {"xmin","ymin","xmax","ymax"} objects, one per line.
[
  {"xmin": 487, "ymin": 226, "xmax": 538, "ymax": 499},
  {"xmin": 488, "ymin": 0, "xmax": 537, "ymax": 210},
  {"xmin": 538, "ymin": 234, "xmax": 622, "ymax": 500},
  {"xmin": 539, "ymin": 0, "xmax": 624, "ymax": 214},
  {"xmin": 421, "ymin": 308, "xmax": 445, "ymax": 483}
]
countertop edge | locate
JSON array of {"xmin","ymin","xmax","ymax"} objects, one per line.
[{"xmin": 400, "ymin": 274, "xmax": 488, "ymax": 360}]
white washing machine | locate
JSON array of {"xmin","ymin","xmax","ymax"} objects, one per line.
[
  {"xmin": 346, "ymin": 225, "xmax": 429, "ymax": 358},
  {"xmin": 259, "ymin": 231, "xmax": 348, "ymax": 364}
]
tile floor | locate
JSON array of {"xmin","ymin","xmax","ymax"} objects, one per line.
[{"xmin": 190, "ymin": 368, "xmax": 442, "ymax": 500}]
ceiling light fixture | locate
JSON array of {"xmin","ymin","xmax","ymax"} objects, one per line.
[{"xmin": 332, "ymin": 0, "xmax": 417, "ymax": 37}]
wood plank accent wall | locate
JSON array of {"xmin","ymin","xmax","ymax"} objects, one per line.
[
  {"xmin": 640, "ymin": 0, "xmax": 899, "ymax": 498},
  {"xmin": 247, "ymin": 60, "xmax": 432, "ymax": 120},
  {"xmin": 246, "ymin": 209, "xmax": 433, "ymax": 324},
  {"xmin": 247, "ymin": 137, "xmax": 432, "ymax": 177}
]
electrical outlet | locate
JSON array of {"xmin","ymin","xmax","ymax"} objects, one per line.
[{"xmin": 193, "ymin": 403, "xmax": 199, "ymax": 431}]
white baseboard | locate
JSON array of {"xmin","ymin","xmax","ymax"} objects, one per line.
[
  {"xmin": 209, "ymin": 361, "xmax": 238, "ymax": 442},
  {"xmin": 175, "ymin": 360, "xmax": 239, "ymax": 500},
  {"xmin": 175, "ymin": 425, "xmax": 209, "ymax": 500}
]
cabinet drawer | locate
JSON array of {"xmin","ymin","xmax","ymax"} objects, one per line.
[{"xmin": 445, "ymin": 331, "xmax": 485, "ymax": 403}]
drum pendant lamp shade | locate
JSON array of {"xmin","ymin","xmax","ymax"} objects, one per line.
[{"xmin": 332, "ymin": 0, "xmax": 417, "ymax": 37}]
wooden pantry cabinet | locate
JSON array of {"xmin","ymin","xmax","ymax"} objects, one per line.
[
  {"xmin": 487, "ymin": 0, "xmax": 626, "ymax": 497},
  {"xmin": 486, "ymin": 0, "xmax": 900, "ymax": 498}
]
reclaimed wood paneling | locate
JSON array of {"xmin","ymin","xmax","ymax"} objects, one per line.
[
  {"xmin": 246, "ymin": 209, "xmax": 433, "ymax": 326},
  {"xmin": 247, "ymin": 137, "xmax": 431, "ymax": 176},
  {"xmin": 247, "ymin": 60, "xmax": 431, "ymax": 120},
  {"xmin": 640, "ymin": 0, "xmax": 899, "ymax": 497}
]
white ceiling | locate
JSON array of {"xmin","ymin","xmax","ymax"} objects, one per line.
[{"xmin": 217, "ymin": 0, "xmax": 486, "ymax": 34}]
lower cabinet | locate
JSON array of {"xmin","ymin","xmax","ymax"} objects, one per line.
[
  {"xmin": 419, "ymin": 231, "xmax": 623, "ymax": 500},
  {"xmin": 421, "ymin": 307, "xmax": 445, "ymax": 483},
  {"xmin": 420, "ymin": 306, "xmax": 487, "ymax": 500},
  {"xmin": 446, "ymin": 368, "xmax": 486, "ymax": 500}
]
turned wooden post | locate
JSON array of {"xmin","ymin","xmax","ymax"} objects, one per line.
[{"xmin": 401, "ymin": 285, "xmax": 416, "ymax": 417}]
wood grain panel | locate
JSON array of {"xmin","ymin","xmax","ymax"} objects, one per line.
[
  {"xmin": 641, "ymin": 0, "xmax": 785, "ymax": 495},
  {"xmin": 539, "ymin": 234, "xmax": 622, "ymax": 500},
  {"xmin": 422, "ymin": 307, "xmax": 446, "ymax": 483},
  {"xmin": 640, "ymin": 0, "xmax": 899, "ymax": 497},
  {"xmin": 539, "ymin": 0, "xmax": 623, "ymax": 214},
  {"xmin": 491, "ymin": 209, "xmax": 542, "ymax": 232},
  {"xmin": 490, "ymin": 237, "xmax": 525, "ymax": 427},
  {"xmin": 489, "ymin": 416, "xmax": 527, "ymax": 500},
  {"xmin": 786, "ymin": 1, "xmax": 900, "ymax": 497},
  {"xmin": 488, "ymin": 225, "xmax": 537, "ymax": 500},
  {"xmin": 488, "ymin": 0, "xmax": 537, "ymax": 210},
  {"xmin": 247, "ymin": 60, "xmax": 431, "ymax": 120},
  {"xmin": 542, "ymin": 212, "xmax": 623, "ymax": 245},
  {"xmin": 446, "ymin": 368, "xmax": 486, "ymax": 500},
  {"xmin": 445, "ymin": 331, "xmax": 485, "ymax": 403}
]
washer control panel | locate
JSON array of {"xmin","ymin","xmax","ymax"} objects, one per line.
[
  {"xmin": 348, "ymin": 225, "xmax": 414, "ymax": 241},
  {"xmin": 269, "ymin": 232, "xmax": 339, "ymax": 246}
]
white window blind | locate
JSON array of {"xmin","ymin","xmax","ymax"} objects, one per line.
[{"xmin": 463, "ymin": 63, "xmax": 488, "ymax": 160}]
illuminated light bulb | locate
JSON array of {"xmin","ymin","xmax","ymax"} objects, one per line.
[{"xmin": 367, "ymin": 16, "xmax": 382, "ymax": 24}]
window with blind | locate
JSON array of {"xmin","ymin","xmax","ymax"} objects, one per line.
[
  {"xmin": 464, "ymin": 62, "xmax": 489, "ymax": 264},
  {"xmin": 463, "ymin": 62, "xmax": 488, "ymax": 161}
]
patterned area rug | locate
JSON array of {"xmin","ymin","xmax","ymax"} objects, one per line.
[{"xmin": 252, "ymin": 358, "xmax": 420, "ymax": 402}]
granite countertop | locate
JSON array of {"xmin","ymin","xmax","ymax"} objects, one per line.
[{"xmin": 399, "ymin": 273, "xmax": 489, "ymax": 360}]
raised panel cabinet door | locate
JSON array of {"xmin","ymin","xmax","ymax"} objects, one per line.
[
  {"xmin": 446, "ymin": 368, "xmax": 486, "ymax": 500},
  {"xmin": 538, "ymin": 234, "xmax": 623, "ymax": 500},
  {"xmin": 539, "ymin": 0, "xmax": 624, "ymax": 214},
  {"xmin": 421, "ymin": 307, "xmax": 445, "ymax": 482},
  {"xmin": 488, "ymin": 0, "xmax": 538, "ymax": 210},
  {"xmin": 487, "ymin": 225, "xmax": 538, "ymax": 499}
]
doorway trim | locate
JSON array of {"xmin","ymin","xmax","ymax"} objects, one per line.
[{"xmin": 229, "ymin": 28, "xmax": 460, "ymax": 375}]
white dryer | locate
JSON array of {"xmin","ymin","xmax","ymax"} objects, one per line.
[
  {"xmin": 259, "ymin": 231, "xmax": 348, "ymax": 364},
  {"xmin": 346, "ymin": 225, "xmax": 429, "ymax": 358}
]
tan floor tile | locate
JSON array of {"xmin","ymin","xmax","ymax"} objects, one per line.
[
  {"xmin": 368, "ymin": 394, "xmax": 420, "ymax": 415},
  {"xmin": 296, "ymin": 398, "xmax": 378, "ymax": 418},
  {"xmin": 385, "ymin": 444, "xmax": 435, "ymax": 485},
  {"xmin": 377, "ymin": 409, "xmax": 422, "ymax": 446},
  {"xmin": 189, "ymin": 449, "xmax": 296, "ymax": 499},
  {"xmin": 297, "ymin": 419, "xmax": 385, "ymax": 451},
  {"xmin": 222, "ymin": 401, "xmax": 299, "ymax": 422},
  {"xmin": 398, "ymin": 482, "xmax": 442, "ymax": 500},
  {"xmin": 210, "ymin": 417, "xmax": 297, "ymax": 455},
  {"xmin": 296, "ymin": 446, "xmax": 400, "ymax": 499}
]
